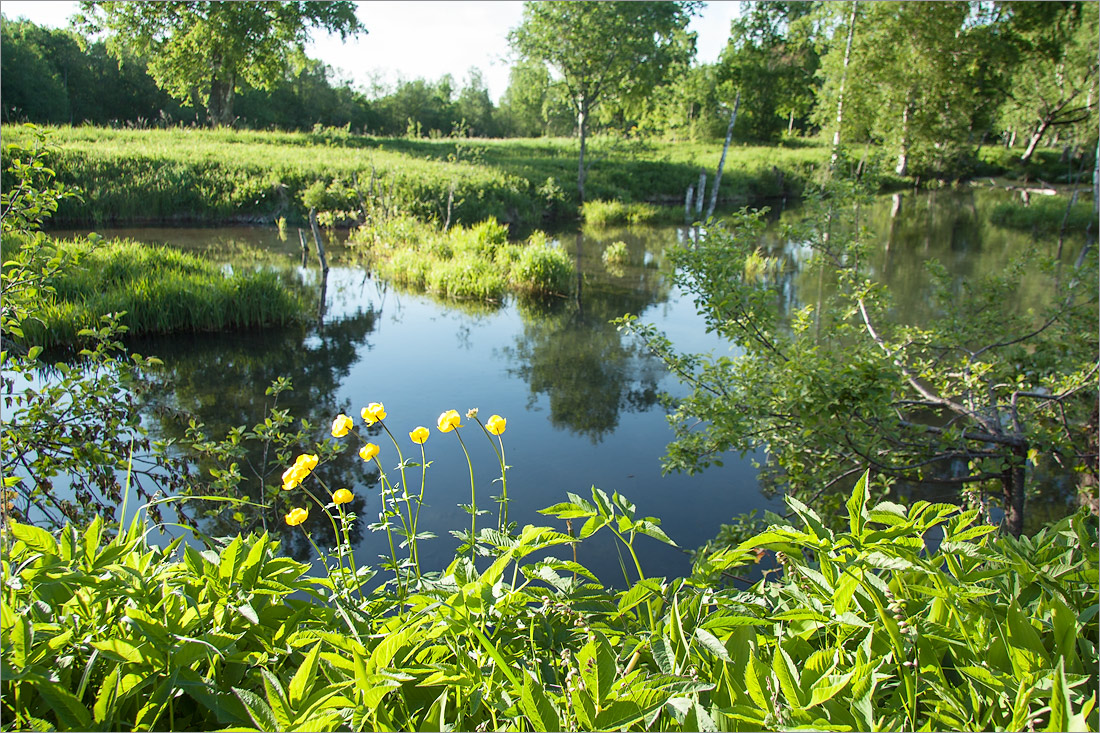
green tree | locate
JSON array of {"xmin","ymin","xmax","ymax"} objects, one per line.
[
  {"xmin": 995, "ymin": 1, "xmax": 1099, "ymax": 162},
  {"xmin": 717, "ymin": 1, "xmax": 819, "ymax": 142},
  {"xmin": 454, "ymin": 67, "xmax": 499, "ymax": 138},
  {"xmin": 497, "ymin": 60, "xmax": 573, "ymax": 138},
  {"xmin": 508, "ymin": 0, "xmax": 700, "ymax": 200},
  {"xmin": 77, "ymin": 1, "xmax": 364, "ymax": 126},
  {"xmin": 620, "ymin": 180, "xmax": 1098, "ymax": 537}
]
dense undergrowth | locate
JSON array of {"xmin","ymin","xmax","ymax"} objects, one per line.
[
  {"xmin": 2, "ymin": 462, "xmax": 1096, "ymax": 732},
  {"xmin": 2, "ymin": 232, "xmax": 307, "ymax": 348}
]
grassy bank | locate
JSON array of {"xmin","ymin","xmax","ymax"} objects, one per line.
[
  {"xmin": 349, "ymin": 215, "xmax": 574, "ymax": 301},
  {"xmin": 0, "ymin": 126, "xmax": 830, "ymax": 230},
  {"xmin": 4, "ymin": 233, "xmax": 307, "ymax": 347}
]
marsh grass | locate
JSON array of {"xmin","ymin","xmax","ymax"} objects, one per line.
[
  {"xmin": 6, "ymin": 233, "xmax": 306, "ymax": 346},
  {"xmin": 990, "ymin": 195, "xmax": 1095, "ymax": 235},
  {"xmin": 0, "ymin": 126, "xmax": 830, "ymax": 230},
  {"xmin": 350, "ymin": 215, "xmax": 574, "ymax": 300},
  {"xmin": 582, "ymin": 199, "xmax": 677, "ymax": 226}
]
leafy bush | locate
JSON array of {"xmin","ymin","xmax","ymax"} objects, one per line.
[{"xmin": 3, "ymin": 464, "xmax": 1096, "ymax": 731}]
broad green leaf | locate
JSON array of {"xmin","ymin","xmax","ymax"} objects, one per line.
[
  {"xmin": 694, "ymin": 627, "xmax": 730, "ymax": 661},
  {"xmin": 846, "ymin": 470, "xmax": 870, "ymax": 537},
  {"xmin": 288, "ymin": 641, "xmax": 322, "ymax": 710},
  {"xmin": 807, "ymin": 671, "xmax": 853, "ymax": 708},
  {"xmin": 520, "ymin": 673, "xmax": 559, "ymax": 732},
  {"xmin": 11, "ymin": 522, "xmax": 57, "ymax": 556}
]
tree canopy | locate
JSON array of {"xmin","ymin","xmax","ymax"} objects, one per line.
[
  {"xmin": 77, "ymin": 1, "xmax": 364, "ymax": 126},
  {"xmin": 508, "ymin": 0, "xmax": 700, "ymax": 200}
]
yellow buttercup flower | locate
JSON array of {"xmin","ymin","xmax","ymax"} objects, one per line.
[
  {"xmin": 486, "ymin": 415, "xmax": 507, "ymax": 435},
  {"xmin": 281, "ymin": 453, "xmax": 319, "ymax": 490},
  {"xmin": 332, "ymin": 488, "xmax": 354, "ymax": 505},
  {"xmin": 331, "ymin": 414, "xmax": 354, "ymax": 438},
  {"xmin": 285, "ymin": 507, "xmax": 309, "ymax": 526},
  {"xmin": 359, "ymin": 442, "xmax": 380, "ymax": 462},
  {"xmin": 361, "ymin": 402, "xmax": 387, "ymax": 425},
  {"xmin": 437, "ymin": 409, "xmax": 462, "ymax": 433},
  {"xmin": 409, "ymin": 426, "xmax": 430, "ymax": 444},
  {"xmin": 282, "ymin": 464, "xmax": 308, "ymax": 491}
]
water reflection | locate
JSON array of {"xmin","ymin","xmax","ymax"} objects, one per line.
[{"xmin": 46, "ymin": 186, "xmax": 1085, "ymax": 576}]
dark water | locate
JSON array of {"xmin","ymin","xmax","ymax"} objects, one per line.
[{"xmin": 46, "ymin": 185, "xmax": 1089, "ymax": 583}]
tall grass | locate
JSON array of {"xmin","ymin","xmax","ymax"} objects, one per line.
[
  {"xmin": 6, "ymin": 233, "xmax": 307, "ymax": 347},
  {"xmin": 0, "ymin": 126, "xmax": 829, "ymax": 230},
  {"xmin": 350, "ymin": 216, "xmax": 574, "ymax": 300}
]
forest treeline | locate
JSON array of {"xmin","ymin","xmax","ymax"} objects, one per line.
[{"xmin": 2, "ymin": 1, "xmax": 1097, "ymax": 180}]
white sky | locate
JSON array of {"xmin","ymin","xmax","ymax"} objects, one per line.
[{"xmin": 0, "ymin": 1, "xmax": 741, "ymax": 103}]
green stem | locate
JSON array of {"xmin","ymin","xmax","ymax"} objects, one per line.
[
  {"xmin": 411, "ymin": 443, "xmax": 428, "ymax": 577},
  {"xmin": 453, "ymin": 428, "xmax": 477, "ymax": 560},
  {"xmin": 379, "ymin": 420, "xmax": 419, "ymax": 578},
  {"xmin": 372, "ymin": 457, "xmax": 405, "ymax": 598}
]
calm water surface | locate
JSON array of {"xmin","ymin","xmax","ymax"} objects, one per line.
[{"xmin": 52, "ymin": 185, "xmax": 1087, "ymax": 582}]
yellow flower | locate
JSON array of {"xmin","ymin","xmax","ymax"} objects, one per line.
[
  {"xmin": 331, "ymin": 414, "xmax": 354, "ymax": 438},
  {"xmin": 285, "ymin": 507, "xmax": 309, "ymax": 526},
  {"xmin": 281, "ymin": 453, "xmax": 319, "ymax": 490},
  {"xmin": 486, "ymin": 414, "xmax": 507, "ymax": 435},
  {"xmin": 332, "ymin": 488, "xmax": 354, "ymax": 505},
  {"xmin": 361, "ymin": 402, "xmax": 387, "ymax": 425},
  {"xmin": 282, "ymin": 464, "xmax": 309, "ymax": 491},
  {"xmin": 359, "ymin": 442, "xmax": 380, "ymax": 462},
  {"xmin": 437, "ymin": 409, "xmax": 462, "ymax": 433},
  {"xmin": 409, "ymin": 426, "xmax": 430, "ymax": 444}
]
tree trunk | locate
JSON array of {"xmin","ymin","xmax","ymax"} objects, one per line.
[
  {"xmin": 577, "ymin": 101, "xmax": 589, "ymax": 203},
  {"xmin": 207, "ymin": 67, "xmax": 236, "ymax": 127},
  {"xmin": 830, "ymin": 0, "xmax": 858, "ymax": 172},
  {"xmin": 706, "ymin": 91, "xmax": 741, "ymax": 221},
  {"xmin": 1020, "ymin": 119, "xmax": 1050, "ymax": 163},
  {"xmin": 1001, "ymin": 444, "xmax": 1027, "ymax": 537},
  {"xmin": 895, "ymin": 95, "xmax": 912, "ymax": 177}
]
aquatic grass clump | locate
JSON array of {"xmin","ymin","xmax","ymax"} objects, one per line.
[
  {"xmin": 351, "ymin": 215, "xmax": 575, "ymax": 300},
  {"xmin": 582, "ymin": 199, "xmax": 669, "ymax": 226},
  {"xmin": 8, "ymin": 234, "xmax": 307, "ymax": 347},
  {"xmin": 990, "ymin": 195, "xmax": 1095, "ymax": 235}
]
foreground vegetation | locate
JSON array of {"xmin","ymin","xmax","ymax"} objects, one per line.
[{"xmin": 3, "ymin": 448, "xmax": 1096, "ymax": 732}]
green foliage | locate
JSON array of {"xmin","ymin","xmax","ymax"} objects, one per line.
[
  {"xmin": 5, "ymin": 234, "xmax": 306, "ymax": 348},
  {"xmin": 990, "ymin": 195, "xmax": 1097, "ymax": 236},
  {"xmin": 619, "ymin": 179, "xmax": 1098, "ymax": 536},
  {"xmin": 77, "ymin": 1, "xmax": 364, "ymax": 126},
  {"xmin": 350, "ymin": 215, "xmax": 575, "ymax": 300},
  {"xmin": 3, "ymin": 472, "xmax": 1096, "ymax": 731},
  {"xmin": 582, "ymin": 199, "xmax": 672, "ymax": 226}
]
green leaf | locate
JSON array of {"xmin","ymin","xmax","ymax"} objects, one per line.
[
  {"xmin": 651, "ymin": 635, "xmax": 677, "ymax": 676},
  {"xmin": 520, "ymin": 673, "xmax": 559, "ymax": 732},
  {"xmin": 846, "ymin": 470, "xmax": 870, "ymax": 537},
  {"xmin": 288, "ymin": 641, "xmax": 322, "ymax": 710},
  {"xmin": 11, "ymin": 521, "xmax": 57, "ymax": 556},
  {"xmin": 807, "ymin": 671, "xmax": 853, "ymax": 708},
  {"xmin": 694, "ymin": 627, "xmax": 730, "ymax": 661}
]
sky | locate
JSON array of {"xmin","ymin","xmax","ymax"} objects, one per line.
[{"xmin": 0, "ymin": 1, "xmax": 741, "ymax": 103}]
